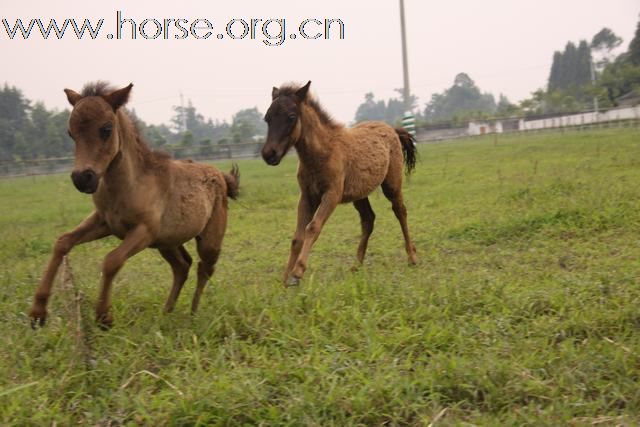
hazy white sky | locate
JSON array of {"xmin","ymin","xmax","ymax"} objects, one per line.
[{"xmin": 2, "ymin": 1, "xmax": 639, "ymax": 126}]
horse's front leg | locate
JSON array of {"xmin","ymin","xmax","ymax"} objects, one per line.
[
  {"xmin": 283, "ymin": 193, "xmax": 316, "ymax": 285},
  {"xmin": 288, "ymin": 191, "xmax": 340, "ymax": 285},
  {"xmin": 30, "ymin": 212, "xmax": 111, "ymax": 327},
  {"xmin": 96, "ymin": 224, "xmax": 153, "ymax": 328}
]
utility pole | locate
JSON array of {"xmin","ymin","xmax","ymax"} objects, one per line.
[
  {"xmin": 590, "ymin": 60, "xmax": 599, "ymax": 115},
  {"xmin": 399, "ymin": 0, "xmax": 411, "ymax": 112}
]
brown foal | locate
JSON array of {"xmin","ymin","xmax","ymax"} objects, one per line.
[
  {"xmin": 261, "ymin": 81, "xmax": 418, "ymax": 286},
  {"xmin": 29, "ymin": 82, "xmax": 239, "ymax": 328}
]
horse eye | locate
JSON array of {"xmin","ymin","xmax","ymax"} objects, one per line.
[
  {"xmin": 99, "ymin": 123, "xmax": 112, "ymax": 140},
  {"xmin": 288, "ymin": 114, "xmax": 296, "ymax": 122}
]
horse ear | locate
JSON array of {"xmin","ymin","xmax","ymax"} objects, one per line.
[
  {"xmin": 295, "ymin": 81, "xmax": 311, "ymax": 102},
  {"xmin": 103, "ymin": 83, "xmax": 134, "ymax": 111},
  {"xmin": 272, "ymin": 87, "xmax": 280, "ymax": 100},
  {"xmin": 64, "ymin": 89, "xmax": 82, "ymax": 106}
]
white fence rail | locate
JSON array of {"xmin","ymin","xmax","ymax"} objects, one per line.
[
  {"xmin": 519, "ymin": 106, "xmax": 640, "ymax": 131},
  {"xmin": 467, "ymin": 106, "xmax": 640, "ymax": 136}
]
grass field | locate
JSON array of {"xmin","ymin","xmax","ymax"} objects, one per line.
[{"xmin": 1, "ymin": 128, "xmax": 639, "ymax": 425}]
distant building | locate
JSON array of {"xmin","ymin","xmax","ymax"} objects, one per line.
[{"xmin": 468, "ymin": 120, "xmax": 502, "ymax": 135}]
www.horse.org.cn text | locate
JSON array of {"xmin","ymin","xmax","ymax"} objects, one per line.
[{"xmin": 1, "ymin": 11, "xmax": 346, "ymax": 46}]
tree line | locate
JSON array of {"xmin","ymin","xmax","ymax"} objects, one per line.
[
  {"xmin": 0, "ymin": 88, "xmax": 267, "ymax": 162},
  {"xmin": 354, "ymin": 18, "xmax": 640, "ymax": 128},
  {"xmin": 3, "ymin": 18, "xmax": 640, "ymax": 161}
]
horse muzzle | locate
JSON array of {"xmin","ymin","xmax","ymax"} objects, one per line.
[
  {"xmin": 261, "ymin": 147, "xmax": 283, "ymax": 166},
  {"xmin": 71, "ymin": 169, "xmax": 100, "ymax": 194}
]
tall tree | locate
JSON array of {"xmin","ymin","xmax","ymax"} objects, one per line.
[
  {"xmin": 548, "ymin": 51, "xmax": 563, "ymax": 91},
  {"xmin": 629, "ymin": 16, "xmax": 640, "ymax": 66},
  {"xmin": 354, "ymin": 93, "xmax": 386, "ymax": 123},
  {"xmin": 170, "ymin": 100, "xmax": 233, "ymax": 145},
  {"xmin": 548, "ymin": 41, "xmax": 592, "ymax": 91},
  {"xmin": 591, "ymin": 27, "xmax": 623, "ymax": 70},
  {"xmin": 423, "ymin": 73, "xmax": 496, "ymax": 122},
  {"xmin": 21, "ymin": 102, "xmax": 52, "ymax": 159},
  {"xmin": 496, "ymin": 94, "xmax": 519, "ymax": 116},
  {"xmin": 0, "ymin": 84, "xmax": 31, "ymax": 161},
  {"xmin": 560, "ymin": 42, "xmax": 578, "ymax": 89},
  {"xmin": 354, "ymin": 90, "xmax": 417, "ymax": 124},
  {"xmin": 576, "ymin": 40, "xmax": 593, "ymax": 87},
  {"xmin": 230, "ymin": 107, "xmax": 267, "ymax": 144}
]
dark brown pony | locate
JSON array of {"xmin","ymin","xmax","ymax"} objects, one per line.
[
  {"xmin": 261, "ymin": 81, "xmax": 418, "ymax": 286},
  {"xmin": 29, "ymin": 82, "xmax": 239, "ymax": 328}
]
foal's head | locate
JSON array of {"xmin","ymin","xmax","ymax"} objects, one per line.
[
  {"xmin": 261, "ymin": 81, "xmax": 311, "ymax": 166},
  {"xmin": 64, "ymin": 82, "xmax": 134, "ymax": 193}
]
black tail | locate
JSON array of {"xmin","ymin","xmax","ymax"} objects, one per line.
[
  {"xmin": 395, "ymin": 128, "xmax": 417, "ymax": 175},
  {"xmin": 224, "ymin": 163, "xmax": 240, "ymax": 200}
]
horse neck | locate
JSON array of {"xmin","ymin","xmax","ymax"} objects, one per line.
[
  {"xmin": 295, "ymin": 104, "xmax": 335, "ymax": 163},
  {"xmin": 104, "ymin": 111, "xmax": 145, "ymax": 189}
]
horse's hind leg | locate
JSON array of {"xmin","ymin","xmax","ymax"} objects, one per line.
[
  {"xmin": 381, "ymin": 178, "xmax": 418, "ymax": 265},
  {"xmin": 353, "ymin": 198, "xmax": 375, "ymax": 264},
  {"xmin": 159, "ymin": 245, "xmax": 192, "ymax": 313},
  {"xmin": 192, "ymin": 203, "xmax": 227, "ymax": 314}
]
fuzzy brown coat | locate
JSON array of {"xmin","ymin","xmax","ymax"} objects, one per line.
[
  {"xmin": 29, "ymin": 82, "xmax": 239, "ymax": 328},
  {"xmin": 261, "ymin": 81, "xmax": 417, "ymax": 285}
]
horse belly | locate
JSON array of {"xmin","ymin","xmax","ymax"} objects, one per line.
[
  {"xmin": 341, "ymin": 137, "xmax": 390, "ymax": 203},
  {"xmin": 156, "ymin": 192, "xmax": 213, "ymax": 246}
]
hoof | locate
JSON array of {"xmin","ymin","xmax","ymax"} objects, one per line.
[
  {"xmin": 30, "ymin": 316, "xmax": 46, "ymax": 329},
  {"xmin": 96, "ymin": 313, "xmax": 113, "ymax": 330},
  {"xmin": 286, "ymin": 276, "xmax": 300, "ymax": 287},
  {"xmin": 29, "ymin": 307, "xmax": 47, "ymax": 329},
  {"xmin": 408, "ymin": 253, "xmax": 418, "ymax": 266}
]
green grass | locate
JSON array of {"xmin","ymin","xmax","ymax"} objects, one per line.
[{"xmin": 1, "ymin": 128, "xmax": 639, "ymax": 425}]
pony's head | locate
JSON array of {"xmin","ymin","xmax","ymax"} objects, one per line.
[
  {"xmin": 261, "ymin": 81, "xmax": 311, "ymax": 166},
  {"xmin": 64, "ymin": 82, "xmax": 133, "ymax": 194}
]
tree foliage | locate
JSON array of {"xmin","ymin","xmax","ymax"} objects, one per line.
[
  {"xmin": 422, "ymin": 73, "xmax": 496, "ymax": 123},
  {"xmin": 525, "ymin": 22, "xmax": 638, "ymax": 115},
  {"xmin": 591, "ymin": 27, "xmax": 623, "ymax": 70},
  {"xmin": 597, "ymin": 57, "xmax": 640, "ymax": 104},
  {"xmin": 230, "ymin": 107, "xmax": 267, "ymax": 144},
  {"xmin": 0, "ymin": 85, "xmax": 71, "ymax": 162},
  {"xmin": 171, "ymin": 101, "xmax": 232, "ymax": 146},
  {"xmin": 629, "ymin": 17, "xmax": 640, "ymax": 66},
  {"xmin": 548, "ymin": 41, "xmax": 593, "ymax": 92},
  {"xmin": 0, "ymin": 86, "xmax": 268, "ymax": 163},
  {"xmin": 354, "ymin": 90, "xmax": 416, "ymax": 125}
]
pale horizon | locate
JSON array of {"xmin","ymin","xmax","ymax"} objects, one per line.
[{"xmin": 2, "ymin": 0, "xmax": 638, "ymax": 126}]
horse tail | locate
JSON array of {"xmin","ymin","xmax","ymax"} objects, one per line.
[
  {"xmin": 395, "ymin": 128, "xmax": 417, "ymax": 175},
  {"xmin": 224, "ymin": 163, "xmax": 240, "ymax": 200}
]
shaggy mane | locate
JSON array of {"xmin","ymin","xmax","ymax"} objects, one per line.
[
  {"xmin": 278, "ymin": 84, "xmax": 342, "ymax": 129},
  {"xmin": 80, "ymin": 81, "xmax": 114, "ymax": 97}
]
